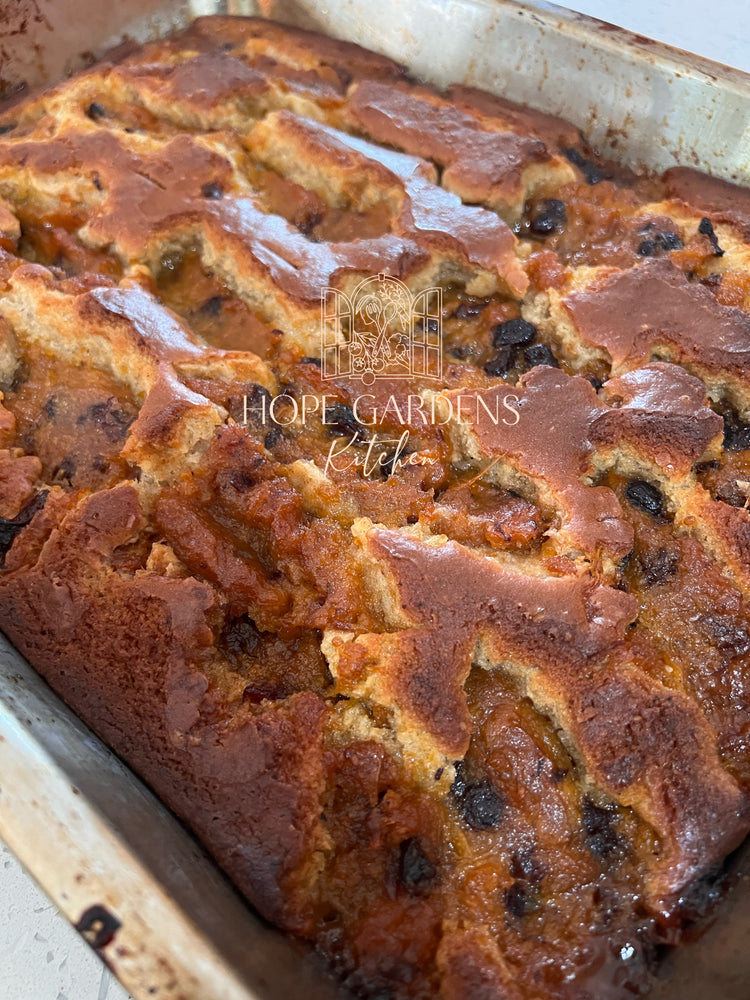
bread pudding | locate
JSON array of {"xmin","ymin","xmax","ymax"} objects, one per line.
[{"xmin": 0, "ymin": 15, "xmax": 749, "ymax": 999}]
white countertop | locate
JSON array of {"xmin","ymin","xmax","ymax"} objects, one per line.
[
  {"xmin": 1, "ymin": 1, "xmax": 749, "ymax": 997},
  {"xmin": 1, "ymin": 844, "xmax": 132, "ymax": 1000}
]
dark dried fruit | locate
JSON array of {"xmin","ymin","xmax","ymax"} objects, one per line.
[
  {"xmin": 451, "ymin": 769, "xmax": 505, "ymax": 830},
  {"xmin": 722, "ymin": 409, "xmax": 750, "ymax": 451},
  {"xmin": 0, "ymin": 123, "xmax": 16, "ymax": 135},
  {"xmin": 698, "ymin": 216, "xmax": 725, "ymax": 257},
  {"xmin": 200, "ymin": 295, "xmax": 224, "ymax": 317},
  {"xmin": 453, "ymin": 300, "xmax": 486, "ymax": 320},
  {"xmin": 86, "ymin": 102, "xmax": 107, "ymax": 121},
  {"xmin": 53, "ymin": 457, "xmax": 77, "ymax": 486},
  {"xmin": 529, "ymin": 198, "xmax": 567, "ymax": 237},
  {"xmin": 222, "ymin": 613, "xmax": 261, "ymax": 660},
  {"xmin": 264, "ymin": 426, "xmax": 282, "ymax": 449},
  {"xmin": 582, "ymin": 796, "xmax": 624, "ymax": 860},
  {"xmin": 0, "ymin": 491, "xmax": 50, "ymax": 567},
  {"xmin": 492, "ymin": 317, "xmax": 537, "ymax": 347},
  {"xmin": 239, "ymin": 383, "xmax": 272, "ymax": 428},
  {"xmin": 564, "ymin": 147, "xmax": 605, "ymax": 184},
  {"xmin": 510, "ymin": 848, "xmax": 546, "ymax": 884},
  {"xmin": 201, "ymin": 181, "xmax": 224, "ymax": 199},
  {"xmin": 380, "ymin": 444, "xmax": 412, "ymax": 479},
  {"xmin": 588, "ymin": 375, "xmax": 604, "ymax": 391},
  {"xmin": 86, "ymin": 397, "xmax": 134, "ymax": 442},
  {"xmin": 625, "ymin": 479, "xmax": 664, "ymax": 518},
  {"xmin": 504, "ymin": 880, "xmax": 540, "ymax": 917},
  {"xmin": 523, "ymin": 343, "xmax": 559, "ymax": 369},
  {"xmin": 484, "ymin": 345, "xmax": 516, "ymax": 378},
  {"xmin": 637, "ymin": 231, "xmax": 683, "ymax": 256},
  {"xmin": 300, "ymin": 356, "xmax": 322, "ymax": 367},
  {"xmin": 380, "ymin": 450, "xmax": 398, "ymax": 478},
  {"xmin": 296, "ymin": 212, "xmax": 323, "ymax": 237},
  {"xmin": 225, "ymin": 470, "xmax": 257, "ymax": 492},
  {"xmin": 716, "ymin": 479, "xmax": 750, "ymax": 507},
  {"xmin": 242, "ymin": 683, "xmax": 280, "ymax": 704},
  {"xmin": 676, "ymin": 863, "xmax": 729, "ymax": 923},
  {"xmin": 398, "ymin": 838, "xmax": 437, "ymax": 892},
  {"xmin": 324, "ymin": 402, "xmax": 361, "ymax": 439},
  {"xmin": 638, "ymin": 547, "xmax": 678, "ymax": 586},
  {"xmin": 701, "ymin": 614, "xmax": 750, "ymax": 656}
]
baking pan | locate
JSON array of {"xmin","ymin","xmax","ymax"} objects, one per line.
[{"xmin": 0, "ymin": 1, "xmax": 749, "ymax": 998}]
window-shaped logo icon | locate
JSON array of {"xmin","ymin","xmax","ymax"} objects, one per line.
[{"xmin": 321, "ymin": 274, "xmax": 442, "ymax": 384}]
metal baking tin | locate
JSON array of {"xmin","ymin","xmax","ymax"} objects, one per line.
[{"xmin": 1, "ymin": 2, "xmax": 749, "ymax": 998}]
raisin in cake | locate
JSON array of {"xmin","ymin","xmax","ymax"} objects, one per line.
[{"xmin": 0, "ymin": 15, "xmax": 750, "ymax": 1000}]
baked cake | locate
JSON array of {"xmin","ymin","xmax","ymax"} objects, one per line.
[{"xmin": 1, "ymin": 15, "xmax": 750, "ymax": 999}]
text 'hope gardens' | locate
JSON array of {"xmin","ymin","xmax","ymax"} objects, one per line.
[{"xmin": 240, "ymin": 391, "xmax": 521, "ymax": 428}]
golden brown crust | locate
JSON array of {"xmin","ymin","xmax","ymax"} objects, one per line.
[{"xmin": 562, "ymin": 257, "xmax": 750, "ymax": 385}]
